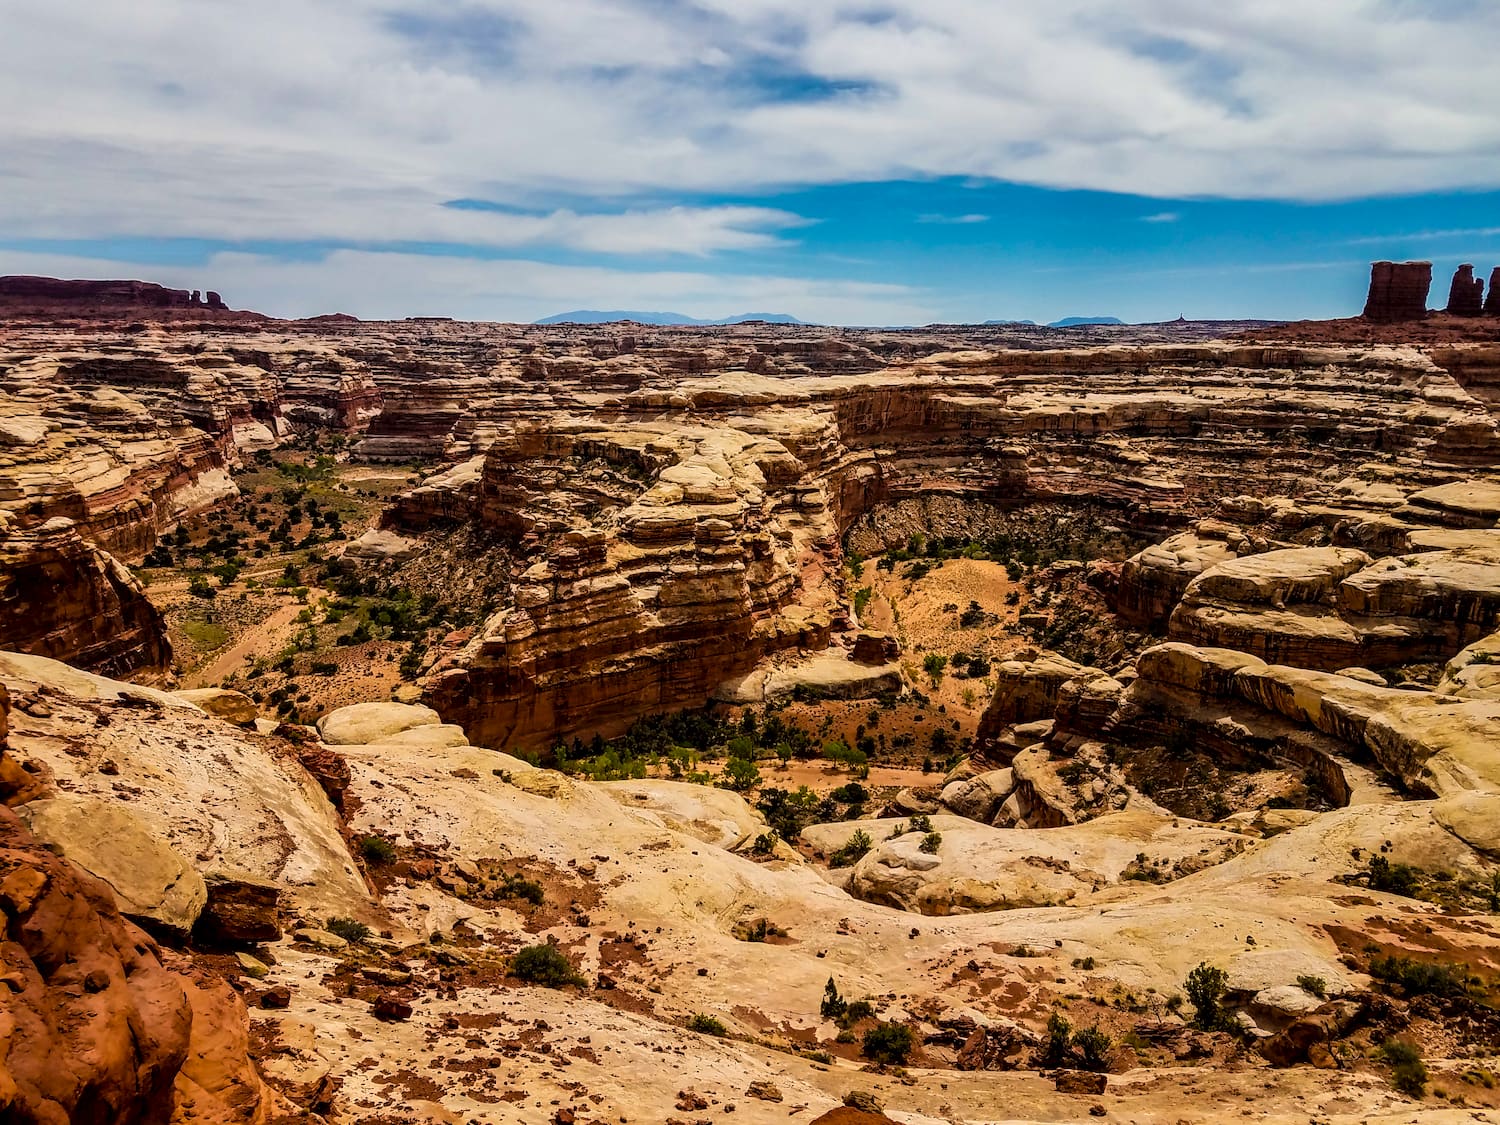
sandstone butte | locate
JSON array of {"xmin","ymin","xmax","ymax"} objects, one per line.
[{"xmin": 0, "ymin": 274, "xmax": 1498, "ymax": 1123}]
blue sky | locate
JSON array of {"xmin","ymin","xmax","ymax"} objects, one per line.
[{"xmin": 2, "ymin": 1, "xmax": 1499, "ymax": 324}]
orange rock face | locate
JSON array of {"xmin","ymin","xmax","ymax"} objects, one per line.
[{"xmin": 0, "ymin": 801, "xmax": 272, "ymax": 1124}]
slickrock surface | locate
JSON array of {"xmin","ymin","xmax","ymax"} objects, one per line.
[{"xmin": 4, "ymin": 664, "xmax": 1494, "ymax": 1123}]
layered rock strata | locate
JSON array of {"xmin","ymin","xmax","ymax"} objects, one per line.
[{"xmin": 0, "ymin": 517, "xmax": 170, "ymax": 679}]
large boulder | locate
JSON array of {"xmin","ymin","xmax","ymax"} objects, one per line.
[
  {"xmin": 939, "ymin": 769, "xmax": 1015, "ymax": 824},
  {"xmin": 18, "ymin": 796, "xmax": 206, "ymax": 939},
  {"xmin": 173, "ymin": 688, "xmax": 259, "ymax": 727},
  {"xmin": 197, "ymin": 871, "xmax": 283, "ymax": 945},
  {"xmin": 317, "ymin": 701, "xmax": 443, "ymax": 745}
]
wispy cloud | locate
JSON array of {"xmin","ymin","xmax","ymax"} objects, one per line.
[
  {"xmin": 1141, "ymin": 211, "xmax": 1181, "ymax": 223},
  {"xmin": 0, "ymin": 246, "xmax": 939, "ymax": 325},
  {"xmin": 1344, "ymin": 226, "xmax": 1500, "ymax": 245},
  {"xmin": 917, "ymin": 213, "xmax": 991, "ymax": 225}
]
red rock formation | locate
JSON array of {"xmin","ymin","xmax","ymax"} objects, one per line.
[
  {"xmin": 0, "ymin": 518, "xmax": 171, "ymax": 680},
  {"xmin": 1487, "ymin": 268, "xmax": 1500, "ymax": 317},
  {"xmin": 0, "ymin": 275, "xmax": 211, "ymax": 309},
  {"xmin": 0, "ymin": 802, "xmax": 274, "ymax": 1124},
  {"xmin": 1446, "ymin": 264, "xmax": 1485, "ymax": 316},
  {"xmin": 1362, "ymin": 260, "xmax": 1431, "ymax": 322}
]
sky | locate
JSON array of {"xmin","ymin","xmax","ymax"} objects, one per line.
[{"xmin": 3, "ymin": 0, "xmax": 1500, "ymax": 325}]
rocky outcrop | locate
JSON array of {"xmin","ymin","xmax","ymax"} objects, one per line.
[
  {"xmin": 0, "ymin": 275, "xmax": 229, "ymax": 311},
  {"xmin": 1167, "ymin": 543, "xmax": 1500, "ymax": 671},
  {"xmin": 1362, "ymin": 260, "xmax": 1432, "ymax": 322},
  {"xmin": 0, "ymin": 803, "xmax": 273, "ymax": 1124},
  {"xmin": 1446, "ymin": 264, "xmax": 1485, "ymax": 317},
  {"xmin": 0, "ymin": 652, "xmax": 376, "ymax": 925},
  {"xmin": 1488, "ymin": 268, "xmax": 1500, "ymax": 317},
  {"xmin": 0, "ymin": 518, "xmax": 171, "ymax": 679}
]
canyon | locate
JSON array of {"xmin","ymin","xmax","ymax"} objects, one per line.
[{"xmin": 0, "ymin": 276, "xmax": 1498, "ymax": 1123}]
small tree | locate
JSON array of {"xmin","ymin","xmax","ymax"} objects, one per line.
[
  {"xmin": 1074, "ymin": 1024, "xmax": 1113, "ymax": 1072},
  {"xmin": 721, "ymin": 756, "xmax": 761, "ymax": 792},
  {"xmin": 923, "ymin": 653, "xmax": 948, "ymax": 684},
  {"xmin": 829, "ymin": 829, "xmax": 873, "ymax": 869},
  {"xmin": 1185, "ymin": 962, "xmax": 1229, "ymax": 1030},
  {"xmin": 820, "ymin": 977, "xmax": 848, "ymax": 1020},
  {"xmin": 1042, "ymin": 1011, "xmax": 1073, "ymax": 1066}
]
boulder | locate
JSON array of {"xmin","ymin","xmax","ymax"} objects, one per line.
[
  {"xmin": 173, "ymin": 688, "xmax": 259, "ymax": 727},
  {"xmin": 18, "ymin": 796, "xmax": 206, "ymax": 939},
  {"xmin": 198, "ymin": 871, "xmax": 283, "ymax": 945},
  {"xmin": 940, "ymin": 769, "xmax": 1015, "ymax": 824},
  {"xmin": 317, "ymin": 702, "xmax": 442, "ymax": 746},
  {"xmin": 1055, "ymin": 1070, "xmax": 1108, "ymax": 1095}
]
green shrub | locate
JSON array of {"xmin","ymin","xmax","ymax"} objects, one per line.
[
  {"xmin": 844, "ymin": 999, "xmax": 875, "ymax": 1024},
  {"xmin": 325, "ymin": 916, "xmax": 371, "ymax": 944},
  {"xmin": 959, "ymin": 600, "xmax": 988, "ymax": 628},
  {"xmin": 357, "ymin": 835, "xmax": 397, "ymax": 866},
  {"xmin": 1185, "ymin": 962, "xmax": 1229, "ymax": 1030},
  {"xmin": 908, "ymin": 814, "xmax": 933, "ymax": 833},
  {"xmin": 830, "ymin": 829, "xmax": 873, "ymax": 869},
  {"xmin": 688, "ymin": 1013, "xmax": 727, "ymax": 1036},
  {"xmin": 922, "ymin": 653, "xmax": 948, "ymax": 683},
  {"xmin": 1368, "ymin": 954, "xmax": 1475, "ymax": 998},
  {"xmin": 1074, "ymin": 1024, "xmax": 1113, "ymax": 1072},
  {"xmin": 1367, "ymin": 855, "xmax": 1420, "ymax": 897},
  {"xmin": 1296, "ymin": 974, "xmax": 1328, "ymax": 999},
  {"xmin": 919, "ymin": 831, "xmax": 943, "ymax": 855},
  {"xmin": 1383, "ymin": 1039, "xmax": 1427, "ymax": 1098},
  {"xmin": 1042, "ymin": 1011, "xmax": 1073, "ymax": 1066},
  {"xmin": 861, "ymin": 1021, "xmax": 914, "ymax": 1065},
  {"xmin": 853, "ymin": 587, "xmax": 873, "ymax": 616},
  {"xmin": 496, "ymin": 873, "xmax": 545, "ymax": 906},
  {"xmin": 509, "ymin": 943, "xmax": 585, "ymax": 988}
]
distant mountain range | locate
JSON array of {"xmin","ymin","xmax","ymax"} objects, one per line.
[
  {"xmin": 983, "ymin": 316, "xmax": 1127, "ymax": 328},
  {"xmin": 535, "ymin": 310, "xmax": 806, "ymax": 326}
]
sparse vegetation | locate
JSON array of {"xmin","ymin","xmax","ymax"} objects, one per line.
[
  {"xmin": 509, "ymin": 943, "xmax": 586, "ymax": 988},
  {"xmin": 357, "ymin": 835, "xmax": 397, "ymax": 866},
  {"xmin": 861, "ymin": 1021, "xmax": 914, "ymax": 1065},
  {"xmin": 829, "ymin": 829, "xmax": 873, "ymax": 868},
  {"xmin": 1296, "ymin": 973, "xmax": 1328, "ymax": 999},
  {"xmin": 495, "ymin": 872, "xmax": 545, "ymax": 906},
  {"xmin": 1368, "ymin": 954, "xmax": 1477, "ymax": 999},
  {"xmin": 326, "ymin": 916, "xmax": 371, "ymax": 944},
  {"xmin": 1382, "ymin": 1038, "xmax": 1428, "ymax": 1098},
  {"xmin": 688, "ymin": 1013, "xmax": 728, "ymax": 1036}
]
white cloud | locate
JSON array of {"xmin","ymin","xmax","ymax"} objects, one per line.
[
  {"xmin": 917, "ymin": 213, "xmax": 991, "ymax": 225},
  {"xmin": 1141, "ymin": 212, "xmax": 1181, "ymax": 223},
  {"xmin": 1344, "ymin": 226, "xmax": 1500, "ymax": 245},
  {"xmin": 0, "ymin": 247, "xmax": 938, "ymax": 325},
  {"xmin": 2, "ymin": 0, "xmax": 1499, "ymax": 260}
]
